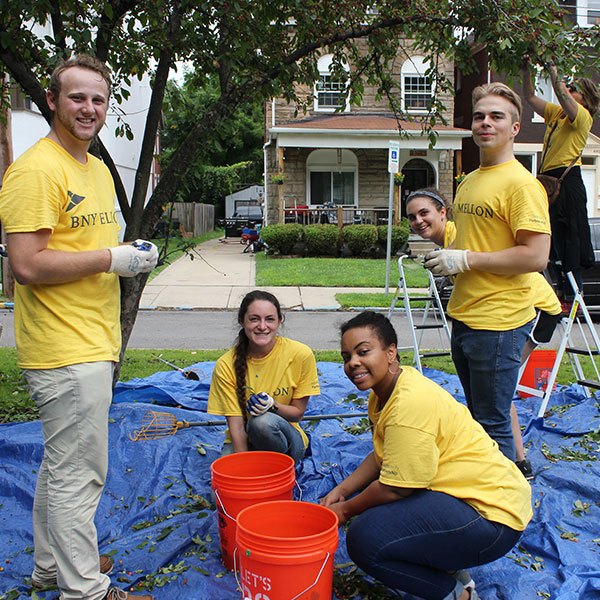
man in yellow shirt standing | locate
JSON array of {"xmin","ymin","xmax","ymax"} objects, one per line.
[
  {"xmin": 0, "ymin": 55, "xmax": 156, "ymax": 600},
  {"xmin": 425, "ymin": 83, "xmax": 551, "ymax": 461}
]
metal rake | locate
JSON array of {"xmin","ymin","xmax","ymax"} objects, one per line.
[{"xmin": 129, "ymin": 409, "xmax": 369, "ymax": 441}]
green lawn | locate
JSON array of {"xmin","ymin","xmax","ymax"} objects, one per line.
[
  {"xmin": 336, "ymin": 292, "xmax": 429, "ymax": 308},
  {"xmin": 255, "ymin": 253, "xmax": 429, "ymax": 287},
  {"xmin": 0, "ymin": 347, "xmax": 591, "ymax": 423}
]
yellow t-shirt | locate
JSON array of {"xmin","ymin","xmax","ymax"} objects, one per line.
[
  {"xmin": 207, "ymin": 336, "xmax": 321, "ymax": 448},
  {"xmin": 370, "ymin": 366, "xmax": 532, "ymax": 531},
  {"xmin": 447, "ymin": 159, "xmax": 550, "ymax": 330},
  {"xmin": 0, "ymin": 138, "xmax": 121, "ymax": 368},
  {"xmin": 531, "ymin": 272, "xmax": 561, "ymax": 315},
  {"xmin": 541, "ymin": 102, "xmax": 592, "ymax": 172},
  {"xmin": 444, "ymin": 222, "xmax": 559, "ymax": 316},
  {"xmin": 443, "ymin": 220, "xmax": 456, "ymax": 248}
]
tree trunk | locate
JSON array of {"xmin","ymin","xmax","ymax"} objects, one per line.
[
  {"xmin": 113, "ymin": 273, "xmax": 149, "ymax": 385},
  {"xmin": 0, "ymin": 74, "xmax": 14, "ymax": 299}
]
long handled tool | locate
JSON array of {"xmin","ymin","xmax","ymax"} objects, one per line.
[
  {"xmin": 130, "ymin": 409, "xmax": 369, "ymax": 441},
  {"xmin": 151, "ymin": 354, "xmax": 204, "ymax": 381}
]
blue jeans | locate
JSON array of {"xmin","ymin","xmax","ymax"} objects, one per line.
[
  {"xmin": 346, "ymin": 490, "xmax": 522, "ymax": 600},
  {"xmin": 451, "ymin": 319, "xmax": 533, "ymax": 460},
  {"xmin": 221, "ymin": 411, "xmax": 306, "ymax": 463}
]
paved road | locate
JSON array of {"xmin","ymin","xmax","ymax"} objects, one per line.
[
  {"xmin": 0, "ymin": 308, "xmax": 453, "ymax": 351},
  {"xmin": 3, "ymin": 307, "xmax": 600, "ymax": 353}
]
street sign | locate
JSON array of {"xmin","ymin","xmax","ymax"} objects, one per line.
[{"xmin": 388, "ymin": 141, "xmax": 400, "ymax": 174}]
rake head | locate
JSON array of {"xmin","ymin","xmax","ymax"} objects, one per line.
[{"xmin": 130, "ymin": 410, "xmax": 180, "ymax": 441}]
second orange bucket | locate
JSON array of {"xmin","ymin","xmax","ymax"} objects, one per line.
[
  {"xmin": 236, "ymin": 500, "xmax": 339, "ymax": 600},
  {"xmin": 210, "ymin": 451, "xmax": 295, "ymax": 570}
]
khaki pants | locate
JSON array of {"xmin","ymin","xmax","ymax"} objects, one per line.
[{"xmin": 24, "ymin": 362, "xmax": 113, "ymax": 600}]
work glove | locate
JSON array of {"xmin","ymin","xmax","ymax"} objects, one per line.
[
  {"xmin": 424, "ymin": 249, "xmax": 470, "ymax": 276},
  {"xmin": 108, "ymin": 239, "xmax": 159, "ymax": 277},
  {"xmin": 247, "ymin": 392, "xmax": 275, "ymax": 416}
]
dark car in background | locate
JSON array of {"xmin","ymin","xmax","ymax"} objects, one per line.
[
  {"xmin": 578, "ymin": 217, "xmax": 600, "ymax": 313},
  {"xmin": 218, "ymin": 205, "xmax": 263, "ymax": 238}
]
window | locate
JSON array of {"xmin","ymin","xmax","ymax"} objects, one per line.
[
  {"xmin": 316, "ymin": 75, "xmax": 345, "ymax": 109},
  {"xmin": 401, "ymin": 57, "xmax": 432, "ymax": 112},
  {"xmin": 404, "ymin": 76, "xmax": 432, "ymax": 110},
  {"xmin": 515, "ymin": 154, "xmax": 535, "ymax": 174},
  {"xmin": 315, "ymin": 54, "xmax": 349, "ymax": 112},
  {"xmin": 310, "ymin": 172, "xmax": 354, "ymax": 205},
  {"xmin": 577, "ymin": 0, "xmax": 600, "ymax": 25},
  {"xmin": 306, "ymin": 149, "xmax": 357, "ymax": 206}
]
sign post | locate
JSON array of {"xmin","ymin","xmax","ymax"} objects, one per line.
[{"xmin": 385, "ymin": 141, "xmax": 400, "ymax": 293}]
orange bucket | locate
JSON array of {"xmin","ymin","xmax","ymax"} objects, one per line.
[
  {"xmin": 236, "ymin": 500, "xmax": 338, "ymax": 600},
  {"xmin": 211, "ymin": 452, "xmax": 295, "ymax": 570},
  {"xmin": 518, "ymin": 349, "xmax": 557, "ymax": 398}
]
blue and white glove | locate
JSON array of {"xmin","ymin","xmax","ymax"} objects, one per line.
[
  {"xmin": 424, "ymin": 249, "xmax": 470, "ymax": 276},
  {"xmin": 108, "ymin": 239, "xmax": 159, "ymax": 277},
  {"xmin": 247, "ymin": 392, "xmax": 275, "ymax": 416}
]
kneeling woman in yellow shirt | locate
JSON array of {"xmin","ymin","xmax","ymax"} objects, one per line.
[
  {"xmin": 320, "ymin": 311, "xmax": 532, "ymax": 600},
  {"xmin": 208, "ymin": 290, "xmax": 320, "ymax": 463}
]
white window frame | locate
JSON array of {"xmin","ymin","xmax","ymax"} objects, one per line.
[
  {"xmin": 306, "ymin": 149, "xmax": 358, "ymax": 206},
  {"xmin": 314, "ymin": 54, "xmax": 350, "ymax": 113},
  {"xmin": 401, "ymin": 56, "xmax": 433, "ymax": 113},
  {"xmin": 531, "ymin": 71, "xmax": 558, "ymax": 123},
  {"xmin": 576, "ymin": 0, "xmax": 600, "ymax": 26}
]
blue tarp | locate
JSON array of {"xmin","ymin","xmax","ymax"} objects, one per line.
[{"xmin": 1, "ymin": 362, "xmax": 600, "ymax": 599}]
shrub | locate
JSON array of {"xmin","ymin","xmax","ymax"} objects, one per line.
[
  {"xmin": 342, "ymin": 224, "xmax": 378, "ymax": 256},
  {"xmin": 376, "ymin": 219, "xmax": 410, "ymax": 254},
  {"xmin": 304, "ymin": 224, "xmax": 339, "ymax": 256},
  {"xmin": 260, "ymin": 223, "xmax": 304, "ymax": 255}
]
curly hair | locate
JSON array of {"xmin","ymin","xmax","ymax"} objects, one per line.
[
  {"xmin": 340, "ymin": 310, "xmax": 398, "ymax": 350},
  {"xmin": 576, "ymin": 78, "xmax": 600, "ymax": 117},
  {"xmin": 234, "ymin": 291, "xmax": 283, "ymax": 420}
]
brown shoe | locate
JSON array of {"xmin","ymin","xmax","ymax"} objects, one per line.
[
  {"xmin": 31, "ymin": 554, "xmax": 114, "ymax": 591},
  {"xmin": 104, "ymin": 587, "xmax": 154, "ymax": 599}
]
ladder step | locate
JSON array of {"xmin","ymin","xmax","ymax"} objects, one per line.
[
  {"xmin": 577, "ymin": 379, "xmax": 600, "ymax": 390},
  {"xmin": 565, "ymin": 347, "xmax": 600, "ymax": 356},
  {"xmin": 419, "ymin": 351, "xmax": 451, "ymax": 358},
  {"xmin": 414, "ymin": 324, "xmax": 446, "ymax": 330},
  {"xmin": 407, "ymin": 296, "xmax": 436, "ymax": 302}
]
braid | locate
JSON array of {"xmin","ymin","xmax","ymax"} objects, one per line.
[
  {"xmin": 233, "ymin": 290, "xmax": 283, "ymax": 425},
  {"xmin": 234, "ymin": 329, "xmax": 250, "ymax": 423}
]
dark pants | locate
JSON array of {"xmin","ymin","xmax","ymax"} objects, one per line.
[
  {"xmin": 545, "ymin": 166, "xmax": 595, "ymax": 299},
  {"xmin": 346, "ymin": 490, "xmax": 522, "ymax": 600}
]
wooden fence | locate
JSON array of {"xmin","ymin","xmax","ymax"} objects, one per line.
[{"xmin": 172, "ymin": 203, "xmax": 215, "ymax": 237}]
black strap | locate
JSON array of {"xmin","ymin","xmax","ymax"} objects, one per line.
[{"xmin": 539, "ymin": 119, "xmax": 582, "ymax": 179}]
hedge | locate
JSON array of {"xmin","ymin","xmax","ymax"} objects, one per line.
[
  {"xmin": 376, "ymin": 219, "xmax": 410, "ymax": 254},
  {"xmin": 260, "ymin": 223, "xmax": 304, "ymax": 255},
  {"xmin": 304, "ymin": 224, "xmax": 339, "ymax": 256},
  {"xmin": 342, "ymin": 224, "xmax": 378, "ymax": 256}
]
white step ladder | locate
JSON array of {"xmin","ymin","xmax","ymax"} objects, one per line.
[
  {"xmin": 516, "ymin": 272, "xmax": 600, "ymax": 418},
  {"xmin": 387, "ymin": 255, "xmax": 452, "ymax": 373}
]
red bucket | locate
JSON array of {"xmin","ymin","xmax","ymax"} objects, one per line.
[
  {"xmin": 236, "ymin": 500, "xmax": 339, "ymax": 600},
  {"xmin": 210, "ymin": 452, "xmax": 295, "ymax": 570},
  {"xmin": 518, "ymin": 349, "xmax": 557, "ymax": 398}
]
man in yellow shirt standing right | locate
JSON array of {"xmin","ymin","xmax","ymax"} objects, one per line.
[{"xmin": 425, "ymin": 83, "xmax": 551, "ymax": 461}]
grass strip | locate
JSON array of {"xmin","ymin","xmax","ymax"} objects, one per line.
[
  {"xmin": 0, "ymin": 347, "xmax": 592, "ymax": 424},
  {"xmin": 255, "ymin": 253, "xmax": 429, "ymax": 287}
]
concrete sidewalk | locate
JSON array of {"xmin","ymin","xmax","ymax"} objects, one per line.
[{"xmin": 141, "ymin": 236, "xmax": 397, "ymax": 310}]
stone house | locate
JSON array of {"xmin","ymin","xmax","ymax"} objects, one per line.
[{"xmin": 263, "ymin": 38, "xmax": 470, "ymax": 226}]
